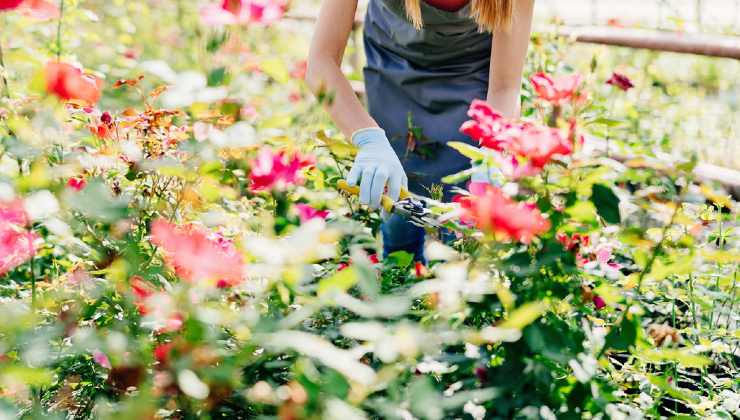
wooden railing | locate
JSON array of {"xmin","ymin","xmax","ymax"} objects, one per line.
[
  {"xmin": 287, "ymin": 13, "xmax": 740, "ymax": 60},
  {"xmin": 288, "ymin": 13, "xmax": 740, "ymax": 197}
]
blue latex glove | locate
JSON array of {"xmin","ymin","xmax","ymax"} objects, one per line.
[
  {"xmin": 470, "ymin": 149, "xmax": 502, "ymax": 186},
  {"xmin": 347, "ymin": 127, "xmax": 407, "ymax": 209}
]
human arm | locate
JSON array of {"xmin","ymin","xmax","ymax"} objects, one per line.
[
  {"xmin": 306, "ymin": 0, "xmax": 406, "ymax": 207},
  {"xmin": 486, "ymin": 0, "xmax": 535, "ymax": 119},
  {"xmin": 305, "ymin": 0, "xmax": 377, "ymax": 138}
]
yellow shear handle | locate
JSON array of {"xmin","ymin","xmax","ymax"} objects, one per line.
[{"xmin": 336, "ymin": 180, "xmax": 411, "ymax": 213}]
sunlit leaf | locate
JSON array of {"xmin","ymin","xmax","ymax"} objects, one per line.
[
  {"xmin": 499, "ymin": 301, "xmax": 547, "ymax": 330},
  {"xmin": 318, "ymin": 267, "xmax": 358, "ymax": 297}
]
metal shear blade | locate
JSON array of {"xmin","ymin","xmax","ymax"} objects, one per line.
[{"xmin": 393, "ymin": 197, "xmax": 442, "ymax": 228}]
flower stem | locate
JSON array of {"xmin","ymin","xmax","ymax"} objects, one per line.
[
  {"xmin": 56, "ymin": 0, "xmax": 65, "ymax": 60},
  {"xmin": 0, "ymin": 16, "xmax": 9, "ymax": 99},
  {"xmin": 636, "ymin": 199, "xmax": 680, "ymax": 292},
  {"xmin": 0, "ymin": 39, "xmax": 9, "ymax": 98},
  {"xmin": 30, "ymin": 250, "xmax": 37, "ymax": 310}
]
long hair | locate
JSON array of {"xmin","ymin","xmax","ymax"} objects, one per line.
[{"xmin": 404, "ymin": 0, "xmax": 514, "ymax": 32}]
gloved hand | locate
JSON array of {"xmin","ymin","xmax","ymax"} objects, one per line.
[
  {"xmin": 347, "ymin": 127, "xmax": 407, "ymax": 209},
  {"xmin": 470, "ymin": 148, "xmax": 502, "ymax": 186}
]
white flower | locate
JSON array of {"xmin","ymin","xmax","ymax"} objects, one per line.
[
  {"xmin": 23, "ymin": 190, "xmax": 59, "ymax": 221},
  {"xmin": 208, "ymin": 121, "xmax": 258, "ymax": 149},
  {"xmin": 463, "ymin": 401, "xmax": 486, "ymax": 420},
  {"xmin": 177, "ymin": 370, "xmax": 209, "ymax": 400}
]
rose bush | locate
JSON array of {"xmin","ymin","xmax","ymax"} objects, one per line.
[{"xmin": 0, "ymin": 1, "xmax": 737, "ymax": 419}]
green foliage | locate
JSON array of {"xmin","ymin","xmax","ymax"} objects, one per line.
[{"xmin": 0, "ymin": 2, "xmax": 736, "ymax": 420}]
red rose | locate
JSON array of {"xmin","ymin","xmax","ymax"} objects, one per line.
[{"xmin": 606, "ymin": 72, "xmax": 635, "ymax": 92}]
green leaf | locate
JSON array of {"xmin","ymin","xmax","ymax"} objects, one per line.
[
  {"xmin": 207, "ymin": 67, "xmax": 227, "ymax": 86},
  {"xmin": 499, "ymin": 301, "xmax": 547, "ymax": 330},
  {"xmin": 446, "ymin": 141, "xmax": 484, "ymax": 161},
  {"xmin": 591, "ymin": 184, "xmax": 621, "ymax": 224},
  {"xmin": 65, "ymin": 178, "xmax": 129, "ymax": 223},
  {"xmin": 647, "ymin": 374, "xmax": 700, "ymax": 404},
  {"xmin": 409, "ymin": 377, "xmax": 444, "ymax": 420},
  {"xmin": 640, "ymin": 349, "xmax": 712, "ymax": 369},
  {"xmin": 386, "ymin": 251, "xmax": 413, "ymax": 269},
  {"xmin": 260, "ymin": 58, "xmax": 290, "ymax": 84},
  {"xmin": 318, "ymin": 267, "xmax": 358, "ymax": 297},
  {"xmin": 1, "ymin": 366, "xmax": 53, "ymax": 387},
  {"xmin": 648, "ymin": 254, "xmax": 695, "ymax": 281},
  {"xmin": 587, "ymin": 117, "xmax": 625, "ymax": 127},
  {"xmin": 566, "ymin": 201, "xmax": 598, "ymax": 224},
  {"xmin": 441, "ymin": 168, "xmax": 474, "ymax": 185},
  {"xmin": 604, "ymin": 315, "xmax": 638, "ymax": 352}
]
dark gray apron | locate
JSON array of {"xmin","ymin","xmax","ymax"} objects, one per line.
[{"xmin": 363, "ymin": 0, "xmax": 492, "ymax": 198}]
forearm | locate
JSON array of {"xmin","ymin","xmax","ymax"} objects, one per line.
[
  {"xmin": 487, "ymin": 87, "xmax": 521, "ymax": 119},
  {"xmin": 486, "ymin": 0, "xmax": 535, "ymax": 119},
  {"xmin": 305, "ymin": 58, "xmax": 378, "ymax": 138}
]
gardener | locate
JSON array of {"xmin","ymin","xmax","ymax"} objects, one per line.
[{"xmin": 307, "ymin": 0, "xmax": 535, "ymax": 260}]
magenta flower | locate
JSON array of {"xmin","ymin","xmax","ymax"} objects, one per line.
[
  {"xmin": 295, "ymin": 204, "xmax": 329, "ymax": 223},
  {"xmin": 92, "ymin": 350, "xmax": 112, "ymax": 369},
  {"xmin": 249, "ymin": 148, "xmax": 315, "ymax": 192},
  {"xmin": 200, "ymin": 0, "xmax": 286, "ymax": 26}
]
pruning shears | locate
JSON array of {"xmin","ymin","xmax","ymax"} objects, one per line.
[{"xmin": 336, "ymin": 180, "xmax": 451, "ymax": 229}]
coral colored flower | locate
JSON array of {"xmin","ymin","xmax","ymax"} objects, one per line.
[
  {"xmin": 508, "ymin": 125, "xmax": 573, "ymax": 169},
  {"xmin": 415, "ymin": 261, "xmax": 427, "ymax": 278},
  {"xmin": 154, "ymin": 342, "xmax": 175, "ymax": 365},
  {"xmin": 460, "ymin": 100, "xmax": 521, "ymax": 151},
  {"xmin": 454, "ymin": 183, "xmax": 550, "ymax": 243},
  {"xmin": 199, "ymin": 0, "xmax": 286, "ymax": 26},
  {"xmin": 460, "ymin": 100, "xmax": 573, "ymax": 179},
  {"xmin": 290, "ymin": 60, "xmax": 307, "ymax": 80},
  {"xmin": 557, "ymin": 232, "xmax": 590, "ymax": 252},
  {"xmin": 67, "ymin": 177, "xmax": 87, "ymax": 191},
  {"xmin": 89, "ymin": 112, "xmax": 114, "ymax": 139},
  {"xmin": 18, "ymin": 0, "xmax": 59, "ymax": 19},
  {"xmin": 150, "ymin": 219, "xmax": 246, "ymax": 286},
  {"xmin": 530, "ymin": 72, "xmax": 583, "ymax": 105},
  {"xmin": 249, "ymin": 148, "xmax": 315, "ymax": 192},
  {"xmin": 0, "ymin": 0, "xmax": 23, "ymax": 10},
  {"xmin": 45, "ymin": 61, "xmax": 103, "ymax": 105},
  {"xmin": 130, "ymin": 276, "xmax": 156, "ymax": 314},
  {"xmin": 606, "ymin": 72, "xmax": 634, "ymax": 91},
  {"xmin": 295, "ymin": 204, "xmax": 329, "ymax": 223}
]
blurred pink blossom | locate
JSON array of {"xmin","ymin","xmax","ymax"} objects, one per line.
[
  {"xmin": 199, "ymin": 0, "xmax": 287, "ymax": 26},
  {"xmin": 0, "ymin": 200, "xmax": 37, "ymax": 276},
  {"xmin": 93, "ymin": 350, "xmax": 112, "ymax": 369},
  {"xmin": 150, "ymin": 219, "xmax": 246, "ymax": 286}
]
